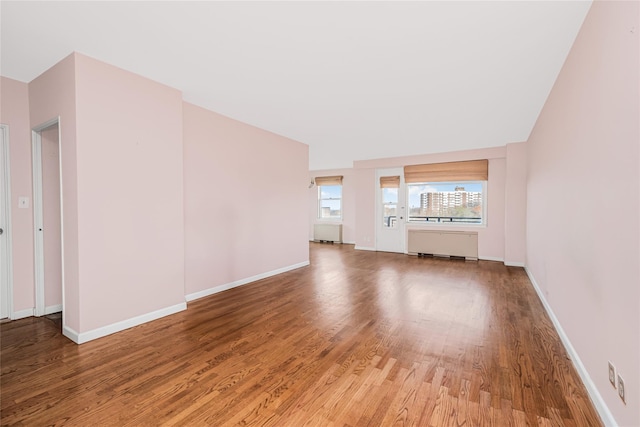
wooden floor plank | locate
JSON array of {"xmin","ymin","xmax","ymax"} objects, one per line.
[{"xmin": 1, "ymin": 243, "xmax": 602, "ymax": 426}]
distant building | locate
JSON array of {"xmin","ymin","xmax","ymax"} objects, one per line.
[{"xmin": 420, "ymin": 187, "xmax": 481, "ymax": 216}]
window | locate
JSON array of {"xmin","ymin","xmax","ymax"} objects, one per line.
[
  {"xmin": 316, "ymin": 175, "xmax": 343, "ymax": 220},
  {"xmin": 407, "ymin": 181, "xmax": 485, "ymax": 224},
  {"xmin": 404, "ymin": 160, "xmax": 488, "ymax": 225},
  {"xmin": 380, "ymin": 175, "xmax": 400, "ymax": 228},
  {"xmin": 318, "ymin": 185, "xmax": 342, "ymax": 219},
  {"xmin": 382, "ymin": 188, "xmax": 398, "ymax": 227}
]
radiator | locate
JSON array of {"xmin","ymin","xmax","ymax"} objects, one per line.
[
  {"xmin": 314, "ymin": 224, "xmax": 342, "ymax": 243},
  {"xmin": 407, "ymin": 230, "xmax": 478, "ymax": 260}
]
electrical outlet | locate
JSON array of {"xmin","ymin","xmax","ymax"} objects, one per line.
[
  {"xmin": 608, "ymin": 361, "xmax": 616, "ymax": 388},
  {"xmin": 617, "ymin": 374, "xmax": 626, "ymax": 404}
]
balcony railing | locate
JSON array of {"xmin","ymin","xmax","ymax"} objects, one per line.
[
  {"xmin": 384, "ymin": 215, "xmax": 482, "ymax": 225},
  {"xmin": 409, "ymin": 216, "xmax": 481, "ymax": 223}
]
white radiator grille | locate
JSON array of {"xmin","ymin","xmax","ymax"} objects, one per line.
[
  {"xmin": 314, "ymin": 224, "xmax": 342, "ymax": 243},
  {"xmin": 407, "ymin": 230, "xmax": 478, "ymax": 260}
]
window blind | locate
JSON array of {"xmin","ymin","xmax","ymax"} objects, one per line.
[
  {"xmin": 379, "ymin": 176, "xmax": 400, "ymax": 188},
  {"xmin": 404, "ymin": 160, "xmax": 488, "ymax": 183},
  {"xmin": 315, "ymin": 175, "xmax": 343, "ymax": 186}
]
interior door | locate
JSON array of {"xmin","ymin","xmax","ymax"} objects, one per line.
[{"xmin": 376, "ymin": 167, "xmax": 406, "ymax": 253}]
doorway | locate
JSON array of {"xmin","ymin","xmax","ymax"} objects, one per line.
[
  {"xmin": 32, "ymin": 119, "xmax": 63, "ymax": 318},
  {"xmin": 376, "ymin": 167, "xmax": 406, "ymax": 253},
  {"xmin": 1, "ymin": 124, "xmax": 13, "ymax": 319}
]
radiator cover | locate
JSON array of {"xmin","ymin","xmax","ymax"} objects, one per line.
[
  {"xmin": 314, "ymin": 224, "xmax": 342, "ymax": 243},
  {"xmin": 407, "ymin": 230, "xmax": 478, "ymax": 260}
]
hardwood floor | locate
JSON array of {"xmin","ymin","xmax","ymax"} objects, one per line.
[{"xmin": 1, "ymin": 243, "xmax": 602, "ymax": 426}]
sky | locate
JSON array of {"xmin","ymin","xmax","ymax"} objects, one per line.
[{"xmin": 320, "ymin": 185, "xmax": 342, "ymax": 211}]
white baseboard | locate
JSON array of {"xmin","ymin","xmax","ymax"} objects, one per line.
[
  {"xmin": 525, "ymin": 268, "xmax": 617, "ymax": 427},
  {"xmin": 504, "ymin": 261, "xmax": 526, "ymax": 267},
  {"xmin": 66, "ymin": 302, "xmax": 187, "ymax": 345},
  {"xmin": 45, "ymin": 304, "xmax": 62, "ymax": 315},
  {"xmin": 479, "ymin": 256, "xmax": 504, "ymax": 262},
  {"xmin": 354, "ymin": 245, "xmax": 376, "ymax": 251},
  {"xmin": 185, "ymin": 261, "xmax": 310, "ymax": 303},
  {"xmin": 11, "ymin": 308, "xmax": 34, "ymax": 320},
  {"xmin": 62, "ymin": 325, "xmax": 80, "ymax": 343},
  {"xmin": 9, "ymin": 305, "xmax": 62, "ymax": 319}
]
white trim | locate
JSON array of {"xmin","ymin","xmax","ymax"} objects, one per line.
[
  {"xmin": 31, "ymin": 117, "xmax": 64, "ymax": 320},
  {"xmin": 55, "ymin": 121, "xmax": 66, "ymax": 331},
  {"xmin": 504, "ymin": 261, "xmax": 526, "ymax": 267},
  {"xmin": 31, "ymin": 129, "xmax": 45, "ymax": 316},
  {"xmin": 33, "ymin": 117, "xmax": 60, "ymax": 132},
  {"xmin": 309, "ymin": 240, "xmax": 356, "ymax": 245},
  {"xmin": 12, "ymin": 308, "xmax": 34, "ymax": 320},
  {"xmin": 376, "ymin": 167, "xmax": 406, "ymax": 254},
  {"xmin": 44, "ymin": 304, "xmax": 62, "ymax": 315},
  {"xmin": 67, "ymin": 302, "xmax": 187, "ymax": 344},
  {"xmin": 525, "ymin": 268, "xmax": 617, "ymax": 427},
  {"xmin": 317, "ymin": 184, "xmax": 343, "ymax": 222},
  {"xmin": 185, "ymin": 261, "xmax": 310, "ymax": 302},
  {"xmin": 62, "ymin": 325, "xmax": 80, "ymax": 343},
  {"xmin": 479, "ymin": 256, "xmax": 504, "ymax": 263},
  {"xmin": 0, "ymin": 124, "xmax": 13, "ymax": 320},
  {"xmin": 354, "ymin": 245, "xmax": 377, "ymax": 251}
]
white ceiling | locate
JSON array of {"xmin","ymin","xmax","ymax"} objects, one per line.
[{"xmin": 1, "ymin": 1, "xmax": 592, "ymax": 170}]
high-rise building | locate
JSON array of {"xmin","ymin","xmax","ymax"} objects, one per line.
[{"xmin": 420, "ymin": 187, "xmax": 482, "ymax": 216}]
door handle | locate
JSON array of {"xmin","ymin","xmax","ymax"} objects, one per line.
[{"xmin": 0, "ymin": 228, "xmax": 3, "ymax": 235}]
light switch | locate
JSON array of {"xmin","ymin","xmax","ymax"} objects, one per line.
[{"xmin": 18, "ymin": 197, "xmax": 29, "ymax": 209}]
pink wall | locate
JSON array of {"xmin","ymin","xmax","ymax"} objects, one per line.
[
  {"xmin": 309, "ymin": 168, "xmax": 356, "ymax": 243},
  {"xmin": 504, "ymin": 142, "xmax": 527, "ymax": 266},
  {"xmin": 183, "ymin": 102, "xmax": 309, "ymax": 297},
  {"xmin": 11, "ymin": 52, "xmax": 309, "ymax": 341},
  {"xmin": 74, "ymin": 54, "xmax": 185, "ymax": 333},
  {"xmin": 526, "ymin": 1, "xmax": 639, "ymax": 425},
  {"xmin": 351, "ymin": 146, "xmax": 517, "ymax": 262},
  {"xmin": 41, "ymin": 125, "xmax": 62, "ymax": 310},
  {"xmin": 0, "ymin": 77, "xmax": 34, "ymax": 315},
  {"xmin": 353, "ymin": 168, "xmax": 376, "ymax": 249},
  {"xmin": 29, "ymin": 53, "xmax": 80, "ymax": 331}
]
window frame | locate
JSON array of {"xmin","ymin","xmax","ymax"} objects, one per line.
[
  {"xmin": 406, "ymin": 180, "xmax": 488, "ymax": 227},
  {"xmin": 317, "ymin": 184, "xmax": 343, "ymax": 221},
  {"xmin": 381, "ymin": 186, "xmax": 399, "ymax": 229}
]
